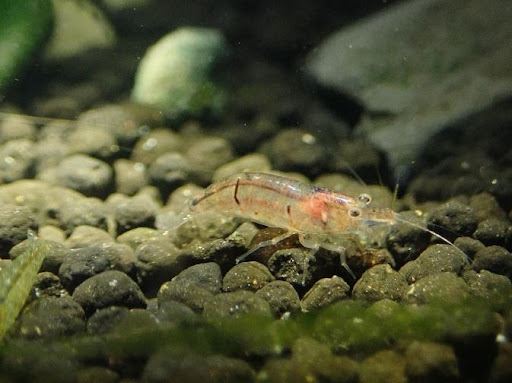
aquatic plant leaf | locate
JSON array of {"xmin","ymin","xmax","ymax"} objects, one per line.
[
  {"xmin": 0, "ymin": 0, "xmax": 53, "ymax": 98},
  {"xmin": 0, "ymin": 239, "xmax": 49, "ymax": 340}
]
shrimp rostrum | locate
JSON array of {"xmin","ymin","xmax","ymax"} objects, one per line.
[{"xmin": 187, "ymin": 172, "xmax": 400, "ymax": 274}]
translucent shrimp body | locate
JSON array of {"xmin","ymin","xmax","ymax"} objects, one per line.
[{"xmin": 190, "ymin": 172, "xmax": 397, "ymax": 237}]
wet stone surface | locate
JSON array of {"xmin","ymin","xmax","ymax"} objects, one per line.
[
  {"xmin": 399, "ymin": 244, "xmax": 468, "ymax": 284},
  {"xmin": 353, "ymin": 264, "xmax": 408, "ymax": 302},
  {"xmin": 72, "ymin": 270, "xmax": 146, "ymax": 315},
  {"xmin": 301, "ymin": 275, "xmax": 350, "ymax": 311}
]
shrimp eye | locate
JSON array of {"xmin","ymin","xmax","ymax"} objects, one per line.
[
  {"xmin": 349, "ymin": 208, "xmax": 361, "ymax": 218},
  {"xmin": 358, "ymin": 193, "xmax": 372, "ymax": 205}
]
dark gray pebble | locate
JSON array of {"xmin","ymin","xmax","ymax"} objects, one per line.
[
  {"xmin": 386, "ymin": 211, "xmax": 431, "ymax": 265},
  {"xmin": 113, "ymin": 159, "xmax": 148, "ymax": 195},
  {"xmin": 134, "ymin": 240, "xmax": 187, "ymax": 296},
  {"xmin": 353, "ymin": 264, "xmax": 408, "ymax": 302},
  {"xmin": 14, "ymin": 296, "xmax": 85, "ymax": 339},
  {"xmin": 405, "ymin": 341, "xmax": 459, "ymax": 383},
  {"xmin": 154, "ymin": 300, "xmax": 201, "ymax": 326},
  {"xmin": 168, "ymin": 262, "xmax": 222, "ymax": 294},
  {"xmin": 56, "ymin": 154, "xmax": 113, "ymax": 198},
  {"xmin": 255, "ymin": 280, "xmax": 301, "ymax": 317},
  {"xmin": 267, "ymin": 248, "xmax": 316, "ymax": 287},
  {"xmin": 185, "ymin": 136, "xmax": 235, "ymax": 185},
  {"xmin": 453, "ymin": 237, "xmax": 486, "ymax": 259},
  {"xmin": 67, "ymin": 126, "xmax": 117, "ymax": 159},
  {"xmin": 158, "ymin": 279, "xmax": 214, "ymax": 313},
  {"xmin": 399, "ymin": 244, "xmax": 468, "ymax": 283},
  {"xmin": 171, "ymin": 212, "xmax": 239, "ymax": 247},
  {"xmin": 65, "ymin": 225, "xmax": 114, "ymax": 248},
  {"xmin": 30, "ymin": 272, "xmax": 68, "ymax": 301},
  {"xmin": 109, "ymin": 308, "xmax": 159, "ymax": 334},
  {"xmin": 223, "ymin": 261, "xmax": 275, "ymax": 292},
  {"xmin": 148, "ymin": 152, "xmax": 193, "ymax": 195},
  {"xmin": 72, "ymin": 270, "xmax": 146, "ymax": 315},
  {"xmin": 86, "ymin": 306, "xmax": 130, "ymax": 334},
  {"xmin": 0, "ymin": 204, "xmax": 37, "ymax": 255},
  {"xmin": 10, "ymin": 239, "xmax": 69, "ymax": 274},
  {"xmin": 178, "ymin": 237, "xmax": 246, "ymax": 267},
  {"xmin": 469, "ymin": 192, "xmax": 508, "ymax": 221},
  {"xmin": 427, "ymin": 201, "xmax": 478, "ymax": 240},
  {"xmin": 472, "ymin": 245, "xmax": 512, "ymax": 279},
  {"xmin": 203, "ymin": 290, "xmax": 272, "ymax": 320},
  {"xmin": 0, "ymin": 139, "xmax": 35, "ymax": 183},
  {"xmin": 473, "ymin": 218, "xmax": 512, "ymax": 248},
  {"xmin": 301, "ymin": 275, "xmax": 350, "ymax": 311},
  {"xmin": 108, "ymin": 193, "xmax": 159, "ymax": 234},
  {"xmin": 116, "ymin": 227, "xmax": 160, "ymax": 250},
  {"xmin": 463, "ymin": 270, "xmax": 512, "ymax": 308},
  {"xmin": 405, "ymin": 272, "xmax": 471, "ymax": 304},
  {"xmin": 58, "ymin": 196, "xmax": 109, "ymax": 233},
  {"xmin": 260, "ymin": 128, "xmax": 327, "ymax": 176},
  {"xmin": 59, "ymin": 244, "xmax": 136, "ymax": 291},
  {"xmin": 132, "ymin": 128, "xmax": 183, "ymax": 165}
]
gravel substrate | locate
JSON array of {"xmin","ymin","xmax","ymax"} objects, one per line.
[{"xmin": 1, "ymin": 2, "xmax": 511, "ymax": 382}]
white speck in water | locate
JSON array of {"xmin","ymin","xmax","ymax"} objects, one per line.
[
  {"xmin": 348, "ymin": 43, "xmax": 353, "ymax": 49},
  {"xmin": 491, "ymin": 178, "xmax": 498, "ymax": 185},
  {"xmin": 4, "ymin": 156, "xmax": 15, "ymax": 165},
  {"xmin": 460, "ymin": 161, "xmax": 470, "ymax": 170},
  {"xmin": 301, "ymin": 133, "xmax": 316, "ymax": 144},
  {"xmin": 496, "ymin": 333, "xmax": 508, "ymax": 343},
  {"xmin": 109, "ymin": 279, "xmax": 119, "ymax": 288},
  {"xmin": 134, "ymin": 162, "xmax": 145, "ymax": 172},
  {"xmin": 353, "ymin": 317, "xmax": 363, "ymax": 324},
  {"xmin": 143, "ymin": 138, "xmax": 158, "ymax": 150}
]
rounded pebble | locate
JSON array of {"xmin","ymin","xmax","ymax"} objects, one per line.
[
  {"xmin": 473, "ymin": 218, "xmax": 512, "ymax": 248},
  {"xmin": 72, "ymin": 270, "xmax": 146, "ymax": 315},
  {"xmin": 472, "ymin": 245, "xmax": 512, "ymax": 279},
  {"xmin": 301, "ymin": 275, "xmax": 350, "ymax": 311},
  {"xmin": 113, "ymin": 159, "xmax": 148, "ymax": 195},
  {"xmin": 0, "ymin": 204, "xmax": 37, "ymax": 255},
  {"xmin": 223, "ymin": 261, "xmax": 275, "ymax": 292},
  {"xmin": 399, "ymin": 244, "xmax": 468, "ymax": 283},
  {"xmin": 353, "ymin": 264, "xmax": 408, "ymax": 302},
  {"xmin": 427, "ymin": 201, "xmax": 478, "ymax": 240},
  {"xmin": 15, "ymin": 296, "xmax": 85, "ymax": 339},
  {"xmin": 405, "ymin": 272, "xmax": 471, "ymax": 304},
  {"xmin": 56, "ymin": 154, "xmax": 113, "ymax": 198},
  {"xmin": 59, "ymin": 243, "xmax": 136, "ymax": 291},
  {"xmin": 255, "ymin": 280, "xmax": 301, "ymax": 316},
  {"xmin": 202, "ymin": 290, "xmax": 272, "ymax": 320}
]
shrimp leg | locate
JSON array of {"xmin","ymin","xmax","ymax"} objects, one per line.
[
  {"xmin": 298, "ymin": 234, "xmax": 355, "ymax": 279},
  {"xmin": 235, "ymin": 231, "xmax": 298, "ymax": 264}
]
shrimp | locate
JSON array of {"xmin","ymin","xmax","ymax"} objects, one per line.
[
  {"xmin": 186, "ymin": 172, "xmax": 397, "ymax": 274},
  {"xmin": 187, "ymin": 172, "xmax": 467, "ymax": 277}
]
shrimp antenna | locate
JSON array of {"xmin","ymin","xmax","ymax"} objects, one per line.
[
  {"xmin": 391, "ymin": 174, "xmax": 400, "ymax": 212},
  {"xmin": 393, "ymin": 214, "xmax": 469, "ymax": 262},
  {"xmin": 340, "ymin": 160, "xmax": 367, "ymax": 187}
]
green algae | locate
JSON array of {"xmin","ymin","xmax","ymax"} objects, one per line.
[
  {"xmin": 0, "ymin": 238, "xmax": 50, "ymax": 340},
  {"xmin": 0, "ymin": 297, "xmax": 502, "ymax": 363}
]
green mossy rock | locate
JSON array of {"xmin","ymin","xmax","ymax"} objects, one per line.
[
  {"xmin": 131, "ymin": 27, "xmax": 229, "ymax": 121},
  {"xmin": 0, "ymin": 0, "xmax": 53, "ymax": 98}
]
